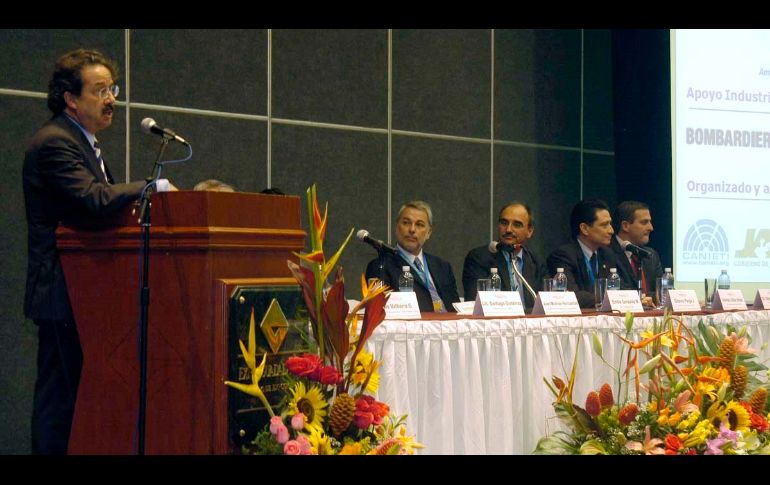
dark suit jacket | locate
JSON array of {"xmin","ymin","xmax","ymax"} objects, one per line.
[
  {"xmin": 462, "ymin": 244, "xmax": 548, "ymax": 309},
  {"xmin": 23, "ymin": 114, "xmax": 146, "ymax": 321},
  {"xmin": 546, "ymin": 239, "xmax": 620, "ymax": 308},
  {"xmin": 365, "ymin": 250, "xmax": 459, "ymax": 313},
  {"xmin": 609, "ymin": 237, "xmax": 664, "ymax": 296}
]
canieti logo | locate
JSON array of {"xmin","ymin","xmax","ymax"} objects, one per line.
[{"xmin": 682, "ymin": 219, "xmax": 729, "ymax": 265}]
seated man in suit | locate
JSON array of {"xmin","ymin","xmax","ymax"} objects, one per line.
[
  {"xmin": 610, "ymin": 200, "xmax": 664, "ymax": 308},
  {"xmin": 462, "ymin": 201, "xmax": 548, "ymax": 310},
  {"xmin": 546, "ymin": 199, "xmax": 620, "ymax": 308},
  {"xmin": 365, "ymin": 200, "xmax": 459, "ymax": 313}
]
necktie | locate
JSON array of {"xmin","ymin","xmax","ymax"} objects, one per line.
[
  {"xmin": 93, "ymin": 141, "xmax": 109, "ymax": 183},
  {"xmin": 414, "ymin": 257, "xmax": 445, "ymax": 312},
  {"xmin": 631, "ymin": 255, "xmax": 649, "ymax": 294},
  {"xmin": 514, "ymin": 255, "xmax": 525, "ymax": 301},
  {"xmin": 588, "ymin": 252, "xmax": 598, "ymax": 288}
]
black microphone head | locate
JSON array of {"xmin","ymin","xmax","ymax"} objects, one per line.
[
  {"xmin": 356, "ymin": 229, "xmax": 369, "ymax": 241},
  {"xmin": 488, "ymin": 241, "xmax": 499, "ymax": 254},
  {"xmin": 140, "ymin": 117, "xmax": 156, "ymax": 134}
]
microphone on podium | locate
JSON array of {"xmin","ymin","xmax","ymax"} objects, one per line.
[
  {"xmin": 141, "ymin": 118, "xmax": 189, "ymax": 145},
  {"xmin": 356, "ymin": 229, "xmax": 398, "ymax": 255}
]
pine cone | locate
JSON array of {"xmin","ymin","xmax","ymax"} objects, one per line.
[
  {"xmin": 585, "ymin": 391, "xmax": 601, "ymax": 417},
  {"xmin": 329, "ymin": 392, "xmax": 356, "ymax": 437},
  {"xmin": 718, "ymin": 337, "xmax": 736, "ymax": 369},
  {"xmin": 618, "ymin": 403, "xmax": 639, "ymax": 425},
  {"xmin": 731, "ymin": 365, "xmax": 748, "ymax": 399},
  {"xmin": 599, "ymin": 383, "xmax": 614, "ymax": 409},
  {"xmin": 750, "ymin": 387, "xmax": 768, "ymax": 415},
  {"xmin": 374, "ymin": 438, "xmax": 401, "ymax": 455}
]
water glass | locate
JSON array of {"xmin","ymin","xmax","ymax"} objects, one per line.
[
  {"xmin": 655, "ymin": 277, "xmax": 664, "ymax": 310},
  {"xmin": 477, "ymin": 279, "xmax": 491, "ymax": 292},
  {"xmin": 594, "ymin": 278, "xmax": 608, "ymax": 311},
  {"xmin": 542, "ymin": 278, "xmax": 554, "ymax": 292}
]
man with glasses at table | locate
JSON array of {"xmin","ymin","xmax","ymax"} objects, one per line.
[
  {"xmin": 23, "ymin": 48, "xmax": 175, "ymax": 454},
  {"xmin": 462, "ymin": 201, "xmax": 548, "ymax": 310}
]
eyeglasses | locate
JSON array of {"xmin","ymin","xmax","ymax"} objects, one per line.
[{"xmin": 95, "ymin": 84, "xmax": 119, "ymax": 100}]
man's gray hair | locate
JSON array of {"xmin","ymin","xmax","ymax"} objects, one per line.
[{"xmin": 397, "ymin": 200, "xmax": 433, "ymax": 227}]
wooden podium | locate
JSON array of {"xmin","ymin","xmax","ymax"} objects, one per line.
[{"xmin": 57, "ymin": 191, "xmax": 305, "ymax": 454}]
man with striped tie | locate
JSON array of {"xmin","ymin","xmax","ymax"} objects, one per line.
[
  {"xmin": 610, "ymin": 201, "xmax": 663, "ymax": 309},
  {"xmin": 22, "ymin": 48, "xmax": 175, "ymax": 454},
  {"xmin": 365, "ymin": 200, "xmax": 459, "ymax": 313}
]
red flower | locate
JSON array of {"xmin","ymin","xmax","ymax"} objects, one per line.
[
  {"xmin": 599, "ymin": 383, "xmax": 614, "ymax": 409},
  {"xmin": 318, "ymin": 365, "xmax": 343, "ymax": 385},
  {"xmin": 618, "ymin": 403, "xmax": 639, "ymax": 425},
  {"xmin": 354, "ymin": 395, "xmax": 390, "ymax": 428},
  {"xmin": 664, "ymin": 434, "xmax": 683, "ymax": 454},
  {"xmin": 585, "ymin": 391, "xmax": 601, "ymax": 417},
  {"xmin": 285, "ymin": 353, "xmax": 322, "ymax": 378},
  {"xmin": 751, "ymin": 412, "xmax": 769, "ymax": 432}
]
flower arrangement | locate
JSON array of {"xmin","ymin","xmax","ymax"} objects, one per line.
[
  {"xmin": 535, "ymin": 311, "xmax": 770, "ymax": 455},
  {"xmin": 225, "ymin": 185, "xmax": 422, "ymax": 455}
]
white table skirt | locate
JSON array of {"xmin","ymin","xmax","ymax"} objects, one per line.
[{"xmin": 367, "ymin": 310, "xmax": 770, "ymax": 455}]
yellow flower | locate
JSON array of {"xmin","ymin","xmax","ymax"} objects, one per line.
[
  {"xmin": 350, "ymin": 349, "xmax": 380, "ymax": 393},
  {"xmin": 306, "ymin": 425, "xmax": 334, "ymax": 455},
  {"xmin": 721, "ymin": 401, "xmax": 751, "ymax": 433},
  {"xmin": 682, "ymin": 419, "xmax": 714, "ymax": 448},
  {"xmin": 640, "ymin": 328, "xmax": 674, "ymax": 347},
  {"xmin": 394, "ymin": 425, "xmax": 424, "ymax": 455},
  {"xmin": 286, "ymin": 381, "xmax": 328, "ymax": 433},
  {"xmin": 677, "ymin": 410, "xmax": 701, "ymax": 431},
  {"xmin": 647, "ymin": 401, "xmax": 658, "ymax": 413},
  {"xmin": 667, "ymin": 411, "xmax": 682, "ymax": 427},
  {"xmin": 338, "ymin": 442, "xmax": 362, "ymax": 455}
]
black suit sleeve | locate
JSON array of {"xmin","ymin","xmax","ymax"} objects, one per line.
[
  {"xmin": 37, "ymin": 135, "xmax": 145, "ymax": 217},
  {"xmin": 462, "ymin": 249, "xmax": 487, "ymax": 302},
  {"xmin": 546, "ymin": 246, "xmax": 595, "ymax": 308},
  {"xmin": 437, "ymin": 259, "xmax": 459, "ymax": 311}
]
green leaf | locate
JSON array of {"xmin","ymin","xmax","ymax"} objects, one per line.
[
  {"xmin": 579, "ymin": 439, "xmax": 608, "ymax": 455},
  {"xmin": 592, "ymin": 331, "xmax": 603, "ymax": 359}
]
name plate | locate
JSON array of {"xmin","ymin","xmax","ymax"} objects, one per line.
[
  {"xmin": 665, "ymin": 289, "xmax": 701, "ymax": 312},
  {"xmin": 452, "ymin": 301, "xmax": 476, "ymax": 315},
  {"xmin": 473, "ymin": 291, "xmax": 525, "ymax": 316},
  {"xmin": 531, "ymin": 291, "xmax": 582, "ymax": 316},
  {"xmin": 384, "ymin": 292, "xmax": 422, "ymax": 319},
  {"xmin": 712, "ymin": 289, "xmax": 748, "ymax": 311},
  {"xmin": 753, "ymin": 289, "xmax": 770, "ymax": 310},
  {"xmin": 600, "ymin": 290, "xmax": 644, "ymax": 313}
]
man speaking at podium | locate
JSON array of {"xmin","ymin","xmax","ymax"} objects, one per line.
[
  {"xmin": 462, "ymin": 201, "xmax": 547, "ymax": 309},
  {"xmin": 22, "ymin": 49, "xmax": 175, "ymax": 454}
]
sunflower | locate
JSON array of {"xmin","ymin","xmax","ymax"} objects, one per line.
[
  {"xmin": 306, "ymin": 424, "xmax": 334, "ymax": 455},
  {"xmin": 350, "ymin": 349, "xmax": 380, "ymax": 393},
  {"xmin": 724, "ymin": 401, "xmax": 752, "ymax": 433},
  {"xmin": 286, "ymin": 381, "xmax": 328, "ymax": 433}
]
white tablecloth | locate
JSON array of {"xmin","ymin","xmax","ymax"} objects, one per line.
[{"xmin": 367, "ymin": 310, "xmax": 770, "ymax": 455}]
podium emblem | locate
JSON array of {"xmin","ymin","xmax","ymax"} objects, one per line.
[{"xmin": 259, "ymin": 298, "xmax": 289, "ymax": 353}]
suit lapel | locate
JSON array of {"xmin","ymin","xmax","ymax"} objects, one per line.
[
  {"xmin": 572, "ymin": 240, "xmax": 591, "ymax": 288},
  {"xmin": 56, "ymin": 115, "xmax": 110, "ymax": 184}
]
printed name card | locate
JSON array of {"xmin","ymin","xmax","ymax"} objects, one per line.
[
  {"xmin": 384, "ymin": 292, "xmax": 422, "ymax": 319},
  {"xmin": 452, "ymin": 301, "xmax": 476, "ymax": 315},
  {"xmin": 473, "ymin": 291, "xmax": 525, "ymax": 317},
  {"xmin": 712, "ymin": 289, "xmax": 748, "ymax": 311},
  {"xmin": 753, "ymin": 289, "xmax": 770, "ymax": 309},
  {"xmin": 665, "ymin": 289, "xmax": 702, "ymax": 312},
  {"xmin": 600, "ymin": 290, "xmax": 644, "ymax": 313},
  {"xmin": 531, "ymin": 291, "xmax": 582, "ymax": 316}
]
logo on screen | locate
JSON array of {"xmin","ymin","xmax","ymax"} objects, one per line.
[
  {"xmin": 682, "ymin": 219, "xmax": 730, "ymax": 265},
  {"xmin": 734, "ymin": 229, "xmax": 770, "ymax": 267}
]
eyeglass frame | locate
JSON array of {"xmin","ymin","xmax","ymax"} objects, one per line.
[{"xmin": 94, "ymin": 84, "xmax": 119, "ymax": 100}]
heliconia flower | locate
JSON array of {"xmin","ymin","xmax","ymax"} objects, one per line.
[
  {"xmin": 294, "ymin": 249, "xmax": 325, "ymax": 266},
  {"xmin": 618, "ymin": 403, "xmax": 639, "ymax": 425},
  {"xmin": 552, "ymin": 376, "xmax": 566, "ymax": 392},
  {"xmin": 599, "ymin": 383, "xmax": 614, "ymax": 408},
  {"xmin": 291, "ymin": 413, "xmax": 306, "ymax": 431},
  {"xmin": 585, "ymin": 391, "xmax": 601, "ymax": 417}
]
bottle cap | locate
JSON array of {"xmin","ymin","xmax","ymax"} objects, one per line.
[
  {"xmin": 610, "ymin": 268, "xmax": 617, "ymax": 273},
  {"xmin": 402, "ymin": 266, "xmax": 410, "ymax": 272},
  {"xmin": 557, "ymin": 267, "xmax": 564, "ymax": 272},
  {"xmin": 490, "ymin": 268, "xmax": 498, "ymax": 274},
  {"xmin": 665, "ymin": 267, "xmax": 672, "ymax": 272}
]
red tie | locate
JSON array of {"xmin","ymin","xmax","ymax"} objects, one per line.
[{"xmin": 630, "ymin": 255, "xmax": 648, "ymax": 294}]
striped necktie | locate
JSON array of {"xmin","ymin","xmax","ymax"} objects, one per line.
[
  {"xmin": 413, "ymin": 257, "xmax": 445, "ymax": 312},
  {"xmin": 93, "ymin": 140, "xmax": 109, "ymax": 183}
]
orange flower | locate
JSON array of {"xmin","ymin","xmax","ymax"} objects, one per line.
[
  {"xmin": 599, "ymin": 383, "xmax": 614, "ymax": 409},
  {"xmin": 585, "ymin": 391, "xmax": 601, "ymax": 417},
  {"xmin": 619, "ymin": 403, "xmax": 639, "ymax": 425},
  {"xmin": 664, "ymin": 434, "xmax": 683, "ymax": 455}
]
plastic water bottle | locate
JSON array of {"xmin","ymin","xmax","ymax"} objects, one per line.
[
  {"xmin": 717, "ymin": 269, "xmax": 731, "ymax": 289},
  {"xmin": 659, "ymin": 267, "xmax": 674, "ymax": 308},
  {"xmin": 607, "ymin": 268, "xmax": 622, "ymax": 290},
  {"xmin": 554, "ymin": 267, "xmax": 568, "ymax": 292},
  {"xmin": 398, "ymin": 266, "xmax": 414, "ymax": 292},
  {"xmin": 489, "ymin": 267, "xmax": 502, "ymax": 291}
]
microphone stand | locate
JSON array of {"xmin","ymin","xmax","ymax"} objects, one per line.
[{"xmin": 135, "ymin": 136, "xmax": 169, "ymax": 455}]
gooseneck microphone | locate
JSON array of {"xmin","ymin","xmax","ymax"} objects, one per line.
[
  {"xmin": 356, "ymin": 229, "xmax": 398, "ymax": 254},
  {"xmin": 140, "ymin": 118, "xmax": 189, "ymax": 145},
  {"xmin": 620, "ymin": 239, "xmax": 652, "ymax": 258},
  {"xmin": 488, "ymin": 241, "xmax": 537, "ymax": 299}
]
